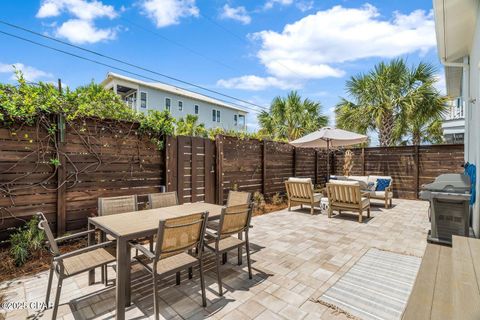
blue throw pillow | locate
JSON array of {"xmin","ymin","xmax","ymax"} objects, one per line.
[{"xmin": 376, "ymin": 179, "xmax": 391, "ymax": 191}]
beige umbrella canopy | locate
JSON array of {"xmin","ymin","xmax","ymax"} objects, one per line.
[{"xmin": 290, "ymin": 127, "xmax": 368, "ymax": 180}]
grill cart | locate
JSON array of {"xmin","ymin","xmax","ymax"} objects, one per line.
[{"xmin": 419, "ymin": 173, "xmax": 471, "ymax": 245}]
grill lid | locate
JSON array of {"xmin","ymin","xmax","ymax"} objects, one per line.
[{"xmin": 421, "ymin": 173, "xmax": 470, "ymax": 194}]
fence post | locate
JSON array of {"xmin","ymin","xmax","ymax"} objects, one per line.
[
  {"xmin": 165, "ymin": 136, "xmax": 177, "ymax": 192},
  {"xmin": 293, "ymin": 147, "xmax": 297, "ymax": 177},
  {"xmin": 414, "ymin": 145, "xmax": 420, "ymax": 199},
  {"xmin": 215, "ymin": 135, "xmax": 224, "ymax": 204},
  {"xmin": 314, "ymin": 150, "xmax": 318, "ymax": 186},
  {"xmin": 56, "ymin": 113, "xmax": 66, "ymax": 235},
  {"xmin": 262, "ymin": 140, "xmax": 267, "ymax": 195},
  {"xmin": 361, "ymin": 148, "xmax": 365, "ymax": 176}
]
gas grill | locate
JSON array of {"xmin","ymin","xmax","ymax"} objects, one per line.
[{"xmin": 419, "ymin": 173, "xmax": 471, "ymax": 245}]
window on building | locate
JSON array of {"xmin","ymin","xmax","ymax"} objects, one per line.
[
  {"xmin": 165, "ymin": 98, "xmax": 171, "ymax": 111},
  {"xmin": 140, "ymin": 92, "xmax": 147, "ymax": 108},
  {"xmin": 212, "ymin": 109, "xmax": 216, "ymax": 122},
  {"xmin": 195, "ymin": 105, "xmax": 199, "ymax": 114},
  {"xmin": 234, "ymin": 115, "xmax": 238, "ymax": 126},
  {"xmin": 238, "ymin": 115, "xmax": 245, "ymax": 127},
  {"xmin": 216, "ymin": 110, "xmax": 220, "ymax": 123},
  {"xmin": 178, "ymin": 101, "xmax": 183, "ymax": 111}
]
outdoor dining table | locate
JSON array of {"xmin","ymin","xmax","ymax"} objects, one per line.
[{"xmin": 87, "ymin": 202, "xmax": 225, "ymax": 320}]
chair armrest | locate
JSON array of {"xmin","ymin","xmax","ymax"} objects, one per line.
[
  {"xmin": 53, "ymin": 241, "xmax": 113, "ymax": 262},
  {"xmin": 361, "ymin": 191, "xmax": 370, "ymax": 198},
  {"xmin": 130, "ymin": 242, "xmax": 155, "ymax": 260},
  {"xmin": 55, "ymin": 229, "xmax": 97, "ymax": 243}
]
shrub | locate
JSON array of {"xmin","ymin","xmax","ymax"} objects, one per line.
[
  {"xmin": 9, "ymin": 216, "xmax": 45, "ymax": 267},
  {"xmin": 271, "ymin": 192, "xmax": 285, "ymax": 205},
  {"xmin": 253, "ymin": 191, "xmax": 265, "ymax": 211}
]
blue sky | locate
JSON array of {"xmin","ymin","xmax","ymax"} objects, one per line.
[{"xmin": 0, "ymin": 0, "xmax": 443, "ymax": 144}]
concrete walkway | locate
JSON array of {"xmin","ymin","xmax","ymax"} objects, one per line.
[{"xmin": 0, "ymin": 199, "xmax": 429, "ymax": 320}]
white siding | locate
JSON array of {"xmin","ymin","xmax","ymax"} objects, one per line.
[
  {"xmin": 465, "ymin": 4, "xmax": 480, "ymax": 236},
  {"xmin": 134, "ymin": 84, "xmax": 247, "ymax": 131}
]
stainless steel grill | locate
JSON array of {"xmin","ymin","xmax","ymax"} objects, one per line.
[{"xmin": 419, "ymin": 173, "xmax": 471, "ymax": 245}]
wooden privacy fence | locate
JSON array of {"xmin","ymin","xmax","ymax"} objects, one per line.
[{"xmin": 0, "ymin": 117, "xmax": 465, "ymax": 240}]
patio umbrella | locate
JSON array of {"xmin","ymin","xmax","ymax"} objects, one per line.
[{"xmin": 290, "ymin": 127, "xmax": 368, "ymax": 180}]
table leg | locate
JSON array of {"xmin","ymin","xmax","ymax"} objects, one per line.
[
  {"xmin": 126, "ymin": 241, "xmax": 131, "ymax": 306},
  {"xmin": 88, "ymin": 222, "xmax": 95, "ymax": 285},
  {"xmin": 116, "ymin": 237, "xmax": 127, "ymax": 320}
]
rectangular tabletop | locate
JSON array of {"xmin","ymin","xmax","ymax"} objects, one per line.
[{"xmin": 89, "ymin": 202, "xmax": 223, "ymax": 239}]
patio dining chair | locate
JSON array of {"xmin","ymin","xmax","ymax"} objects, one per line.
[
  {"xmin": 98, "ymin": 195, "xmax": 140, "ymax": 281},
  {"xmin": 148, "ymin": 191, "xmax": 178, "ymax": 209},
  {"xmin": 204, "ymin": 203, "xmax": 254, "ymax": 296},
  {"xmin": 37, "ymin": 212, "xmax": 116, "ymax": 320},
  {"xmin": 131, "ymin": 211, "xmax": 209, "ymax": 319},
  {"xmin": 227, "ymin": 190, "xmax": 252, "ymax": 207}
]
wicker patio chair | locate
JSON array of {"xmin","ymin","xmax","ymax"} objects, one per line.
[
  {"xmin": 326, "ymin": 181, "xmax": 371, "ymax": 223},
  {"xmin": 132, "ymin": 212, "xmax": 209, "ymax": 319},
  {"xmin": 285, "ymin": 178, "xmax": 322, "ymax": 214},
  {"xmin": 148, "ymin": 192, "xmax": 178, "ymax": 209},
  {"xmin": 205, "ymin": 203, "xmax": 253, "ymax": 296},
  {"xmin": 37, "ymin": 212, "xmax": 115, "ymax": 320}
]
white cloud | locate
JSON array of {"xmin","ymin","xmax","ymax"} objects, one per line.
[
  {"xmin": 141, "ymin": 0, "xmax": 199, "ymax": 28},
  {"xmin": 217, "ymin": 75, "xmax": 299, "ymax": 91},
  {"xmin": 56, "ymin": 19, "xmax": 116, "ymax": 44},
  {"xmin": 218, "ymin": 4, "xmax": 436, "ymax": 91},
  {"xmin": 264, "ymin": 0, "xmax": 293, "ymax": 10},
  {"xmin": 220, "ymin": 4, "xmax": 251, "ymax": 25},
  {"xmin": 296, "ymin": 1, "xmax": 313, "ymax": 12},
  {"xmin": 252, "ymin": 4, "xmax": 436, "ymax": 79},
  {"xmin": 36, "ymin": 0, "xmax": 117, "ymax": 20},
  {"xmin": 36, "ymin": 0, "xmax": 118, "ymax": 44},
  {"xmin": 0, "ymin": 63, "xmax": 53, "ymax": 82}
]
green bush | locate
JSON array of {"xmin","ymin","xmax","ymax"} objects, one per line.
[{"xmin": 9, "ymin": 216, "xmax": 45, "ymax": 267}]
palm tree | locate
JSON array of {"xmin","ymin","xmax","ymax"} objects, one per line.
[
  {"xmin": 335, "ymin": 59, "xmax": 447, "ymax": 146},
  {"xmin": 176, "ymin": 114, "xmax": 207, "ymax": 137},
  {"xmin": 258, "ymin": 91, "xmax": 328, "ymax": 141}
]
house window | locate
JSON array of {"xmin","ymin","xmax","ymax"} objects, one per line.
[
  {"xmin": 195, "ymin": 105, "xmax": 199, "ymax": 114},
  {"xmin": 178, "ymin": 101, "xmax": 183, "ymax": 111},
  {"xmin": 238, "ymin": 115, "xmax": 245, "ymax": 127},
  {"xmin": 234, "ymin": 115, "xmax": 238, "ymax": 126},
  {"xmin": 216, "ymin": 110, "xmax": 220, "ymax": 123},
  {"xmin": 212, "ymin": 109, "xmax": 217, "ymax": 122},
  {"xmin": 165, "ymin": 98, "xmax": 171, "ymax": 111},
  {"xmin": 140, "ymin": 92, "xmax": 147, "ymax": 108}
]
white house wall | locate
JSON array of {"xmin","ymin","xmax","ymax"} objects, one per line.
[
  {"xmin": 465, "ymin": 3, "xmax": 480, "ymax": 237},
  {"xmin": 136, "ymin": 84, "xmax": 247, "ymax": 131}
]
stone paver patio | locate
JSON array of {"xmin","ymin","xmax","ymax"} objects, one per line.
[{"xmin": 0, "ymin": 199, "xmax": 429, "ymax": 320}]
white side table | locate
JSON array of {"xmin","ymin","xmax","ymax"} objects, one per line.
[{"xmin": 320, "ymin": 197, "xmax": 329, "ymax": 214}]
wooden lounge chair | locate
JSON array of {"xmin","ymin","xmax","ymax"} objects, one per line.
[
  {"xmin": 148, "ymin": 191, "xmax": 179, "ymax": 209},
  {"xmin": 285, "ymin": 177, "xmax": 322, "ymax": 214},
  {"xmin": 326, "ymin": 181, "xmax": 371, "ymax": 222},
  {"xmin": 205, "ymin": 203, "xmax": 253, "ymax": 296},
  {"xmin": 132, "ymin": 212, "xmax": 209, "ymax": 320},
  {"xmin": 37, "ymin": 212, "xmax": 116, "ymax": 320}
]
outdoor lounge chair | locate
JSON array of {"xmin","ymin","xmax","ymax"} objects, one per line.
[
  {"xmin": 132, "ymin": 212, "xmax": 209, "ymax": 320},
  {"xmin": 326, "ymin": 180, "xmax": 371, "ymax": 222},
  {"xmin": 205, "ymin": 203, "xmax": 253, "ymax": 296},
  {"xmin": 37, "ymin": 212, "xmax": 116, "ymax": 320},
  {"xmin": 148, "ymin": 191, "xmax": 179, "ymax": 209},
  {"xmin": 285, "ymin": 177, "xmax": 322, "ymax": 214}
]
